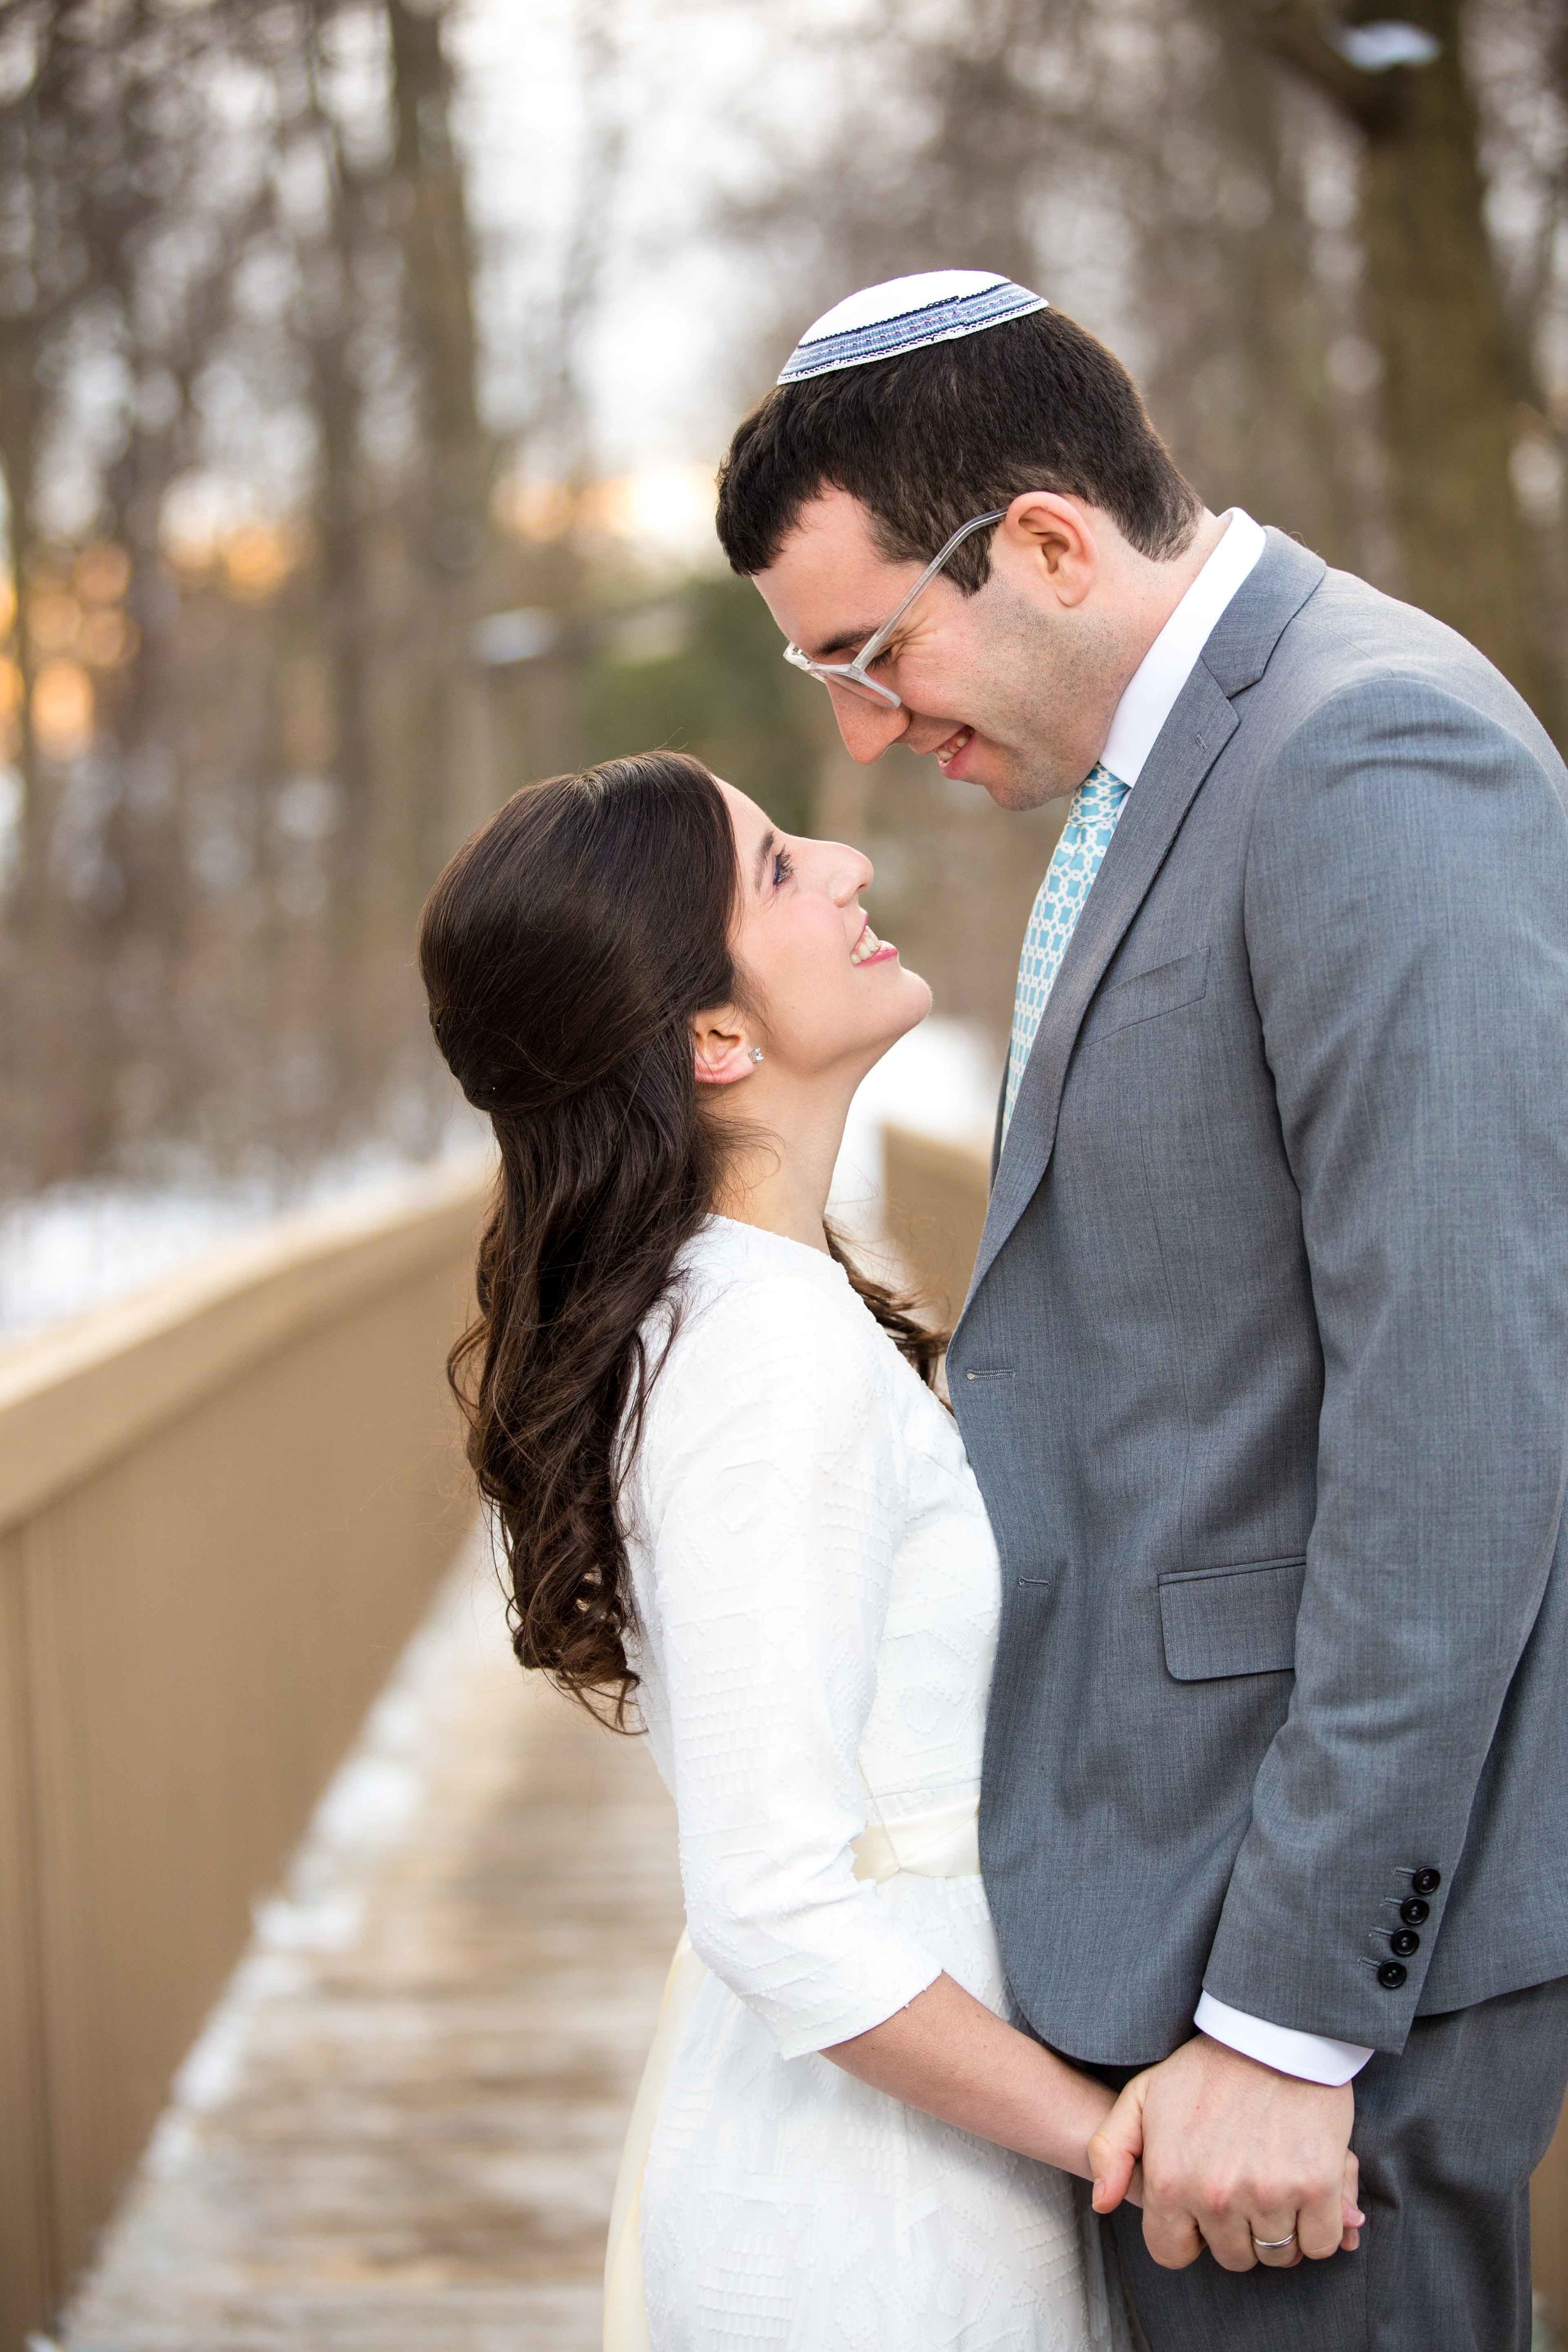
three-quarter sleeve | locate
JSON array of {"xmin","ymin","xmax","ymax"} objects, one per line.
[{"xmin": 635, "ymin": 1273, "xmax": 943, "ymax": 2058}]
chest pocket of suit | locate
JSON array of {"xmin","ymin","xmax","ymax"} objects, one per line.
[
  {"xmin": 1081, "ymin": 946, "xmax": 1210, "ymax": 1046},
  {"xmin": 1158, "ymin": 1555, "xmax": 1305, "ymax": 1680}
]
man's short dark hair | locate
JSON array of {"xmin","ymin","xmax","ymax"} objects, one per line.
[{"xmin": 715, "ymin": 305, "xmax": 1201, "ymax": 590}]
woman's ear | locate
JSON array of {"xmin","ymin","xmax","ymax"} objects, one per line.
[{"xmin": 692, "ymin": 1008, "xmax": 758, "ymax": 1087}]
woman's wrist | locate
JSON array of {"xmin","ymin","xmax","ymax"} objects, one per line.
[{"xmin": 1018, "ymin": 2046, "xmax": 1119, "ymax": 2178}]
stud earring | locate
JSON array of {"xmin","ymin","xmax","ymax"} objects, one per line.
[{"xmin": 750, "ymin": 1047, "xmax": 765, "ymax": 1064}]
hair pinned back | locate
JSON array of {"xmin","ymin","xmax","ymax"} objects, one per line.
[{"xmin": 419, "ymin": 752, "xmax": 941, "ymax": 1725}]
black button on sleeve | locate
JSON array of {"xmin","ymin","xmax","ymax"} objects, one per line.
[
  {"xmin": 1411, "ymin": 1868, "xmax": 1441, "ymax": 1896},
  {"xmin": 1377, "ymin": 1960, "xmax": 1409, "ymax": 1990},
  {"xmin": 1389, "ymin": 1929, "xmax": 1421, "ymax": 1958},
  {"xmin": 1400, "ymin": 1898, "xmax": 1430, "ymax": 1926}
]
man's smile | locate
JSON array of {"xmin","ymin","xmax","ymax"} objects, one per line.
[{"xmin": 933, "ymin": 724, "xmax": 976, "ymax": 776}]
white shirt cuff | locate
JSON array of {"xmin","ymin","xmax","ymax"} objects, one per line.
[{"xmin": 1195, "ymin": 1991, "xmax": 1374, "ymax": 2087}]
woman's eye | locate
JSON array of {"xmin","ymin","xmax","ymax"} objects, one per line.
[{"xmin": 772, "ymin": 846, "xmax": 795, "ymax": 887}]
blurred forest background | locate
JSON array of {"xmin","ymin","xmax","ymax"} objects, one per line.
[{"xmin": 0, "ymin": 0, "xmax": 1565, "ymax": 1279}]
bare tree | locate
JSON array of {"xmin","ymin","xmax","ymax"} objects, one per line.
[
  {"xmin": 0, "ymin": 0, "xmax": 509, "ymax": 1194},
  {"xmin": 1251, "ymin": 0, "xmax": 1554, "ymax": 721},
  {"xmin": 382, "ymin": 0, "xmax": 492, "ymax": 896}
]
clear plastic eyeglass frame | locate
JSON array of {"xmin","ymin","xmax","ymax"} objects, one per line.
[{"xmin": 781, "ymin": 508, "xmax": 1005, "ymax": 709}]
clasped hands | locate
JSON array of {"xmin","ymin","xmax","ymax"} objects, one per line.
[{"xmin": 1087, "ymin": 2033, "xmax": 1364, "ymax": 2272}]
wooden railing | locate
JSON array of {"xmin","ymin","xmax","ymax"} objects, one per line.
[
  {"xmin": 0, "ymin": 1159, "xmax": 490, "ymax": 2351},
  {"xmin": 4, "ymin": 1127, "xmax": 1562, "ymax": 2340},
  {"xmin": 882, "ymin": 1120, "xmax": 1568, "ymax": 2331}
]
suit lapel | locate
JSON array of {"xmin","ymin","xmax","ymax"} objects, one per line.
[
  {"xmin": 968, "ymin": 670, "xmax": 1237, "ymax": 1297},
  {"xmin": 962, "ymin": 529, "xmax": 1327, "ymax": 1309}
]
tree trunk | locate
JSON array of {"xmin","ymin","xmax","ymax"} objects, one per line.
[
  {"xmin": 1256, "ymin": 0, "xmax": 1554, "ymax": 728},
  {"xmin": 0, "ymin": 379, "xmax": 46, "ymax": 911},
  {"xmin": 299, "ymin": 14, "xmax": 379, "ymax": 941},
  {"xmin": 1142, "ymin": 0, "xmax": 1364, "ymax": 571},
  {"xmin": 1363, "ymin": 3, "xmax": 1548, "ymax": 712},
  {"xmin": 383, "ymin": 0, "xmax": 490, "ymax": 894}
]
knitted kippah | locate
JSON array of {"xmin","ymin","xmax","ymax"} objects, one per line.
[{"xmin": 777, "ymin": 270, "xmax": 1048, "ymax": 385}]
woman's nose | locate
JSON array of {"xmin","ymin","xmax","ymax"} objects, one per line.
[{"xmin": 825, "ymin": 845, "xmax": 874, "ymax": 904}]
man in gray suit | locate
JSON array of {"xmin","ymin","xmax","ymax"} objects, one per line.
[{"xmin": 716, "ymin": 272, "xmax": 1568, "ymax": 2348}]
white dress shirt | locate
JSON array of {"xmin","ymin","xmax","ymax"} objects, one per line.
[{"xmin": 1097, "ymin": 509, "xmax": 1372, "ymax": 2090}]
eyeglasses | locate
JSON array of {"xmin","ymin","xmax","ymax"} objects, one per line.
[{"xmin": 781, "ymin": 509, "xmax": 1005, "ymax": 709}]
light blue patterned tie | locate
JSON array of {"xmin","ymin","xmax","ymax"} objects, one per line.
[{"xmin": 1002, "ymin": 762, "xmax": 1131, "ymax": 1142}]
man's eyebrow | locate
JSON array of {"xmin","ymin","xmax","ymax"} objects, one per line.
[
  {"xmin": 807, "ymin": 625, "xmax": 878, "ymax": 662},
  {"xmin": 753, "ymin": 827, "xmax": 777, "ymax": 891}
]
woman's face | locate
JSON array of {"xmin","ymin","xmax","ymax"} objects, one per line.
[{"xmin": 713, "ymin": 781, "xmax": 931, "ymax": 1083}]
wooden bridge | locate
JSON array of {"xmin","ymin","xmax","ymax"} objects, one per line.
[{"xmin": 1, "ymin": 1143, "xmax": 1563, "ymax": 2348}]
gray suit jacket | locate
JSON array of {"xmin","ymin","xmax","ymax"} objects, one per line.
[{"xmin": 948, "ymin": 531, "xmax": 1568, "ymax": 2065}]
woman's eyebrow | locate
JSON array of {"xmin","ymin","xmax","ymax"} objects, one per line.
[{"xmin": 752, "ymin": 828, "xmax": 777, "ymax": 891}]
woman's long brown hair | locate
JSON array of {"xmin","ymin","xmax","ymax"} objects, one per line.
[{"xmin": 418, "ymin": 751, "xmax": 941, "ymax": 1725}]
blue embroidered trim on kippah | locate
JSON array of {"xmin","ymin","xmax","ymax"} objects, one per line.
[{"xmin": 778, "ymin": 281, "xmax": 1049, "ymax": 384}]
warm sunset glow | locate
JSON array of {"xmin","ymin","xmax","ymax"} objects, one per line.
[
  {"xmin": 493, "ymin": 475, "xmax": 576, "ymax": 542},
  {"xmin": 494, "ymin": 464, "xmax": 719, "ymax": 563},
  {"xmin": 223, "ymin": 524, "xmax": 297, "ymax": 601},
  {"xmin": 28, "ymin": 591, "xmax": 82, "ymax": 655},
  {"xmin": 33, "ymin": 659, "xmax": 95, "ymax": 757},
  {"xmin": 79, "ymin": 608, "xmax": 139, "ymax": 667},
  {"xmin": 75, "ymin": 541, "xmax": 133, "ymax": 605}
]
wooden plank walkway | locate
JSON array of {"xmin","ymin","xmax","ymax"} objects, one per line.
[
  {"xmin": 55, "ymin": 1536, "xmax": 682, "ymax": 2351},
  {"xmin": 43, "ymin": 1525, "xmax": 1567, "ymax": 2352}
]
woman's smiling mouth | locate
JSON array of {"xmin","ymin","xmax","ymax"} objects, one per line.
[{"xmin": 850, "ymin": 916, "xmax": 898, "ymax": 968}]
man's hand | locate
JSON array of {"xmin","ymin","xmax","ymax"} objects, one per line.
[{"xmin": 1088, "ymin": 2034, "xmax": 1363, "ymax": 2271}]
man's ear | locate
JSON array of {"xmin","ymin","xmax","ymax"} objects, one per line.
[
  {"xmin": 692, "ymin": 1008, "xmax": 757, "ymax": 1087},
  {"xmin": 999, "ymin": 490, "xmax": 1098, "ymax": 608}
]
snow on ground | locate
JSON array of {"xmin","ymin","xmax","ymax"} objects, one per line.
[
  {"xmin": 0, "ymin": 1022, "xmax": 995, "ymax": 1347},
  {"xmin": 0, "ymin": 1121, "xmax": 487, "ymax": 1344},
  {"xmin": 830, "ymin": 1014, "xmax": 999, "ymax": 1243}
]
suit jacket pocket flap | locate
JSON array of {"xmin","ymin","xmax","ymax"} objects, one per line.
[
  {"xmin": 1158, "ymin": 1556, "xmax": 1305, "ymax": 1681},
  {"xmin": 1084, "ymin": 945, "xmax": 1209, "ymax": 1044}
]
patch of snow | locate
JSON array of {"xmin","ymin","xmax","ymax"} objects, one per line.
[
  {"xmin": 0, "ymin": 1118, "xmax": 485, "ymax": 1343},
  {"xmin": 830, "ymin": 1015, "xmax": 997, "ymax": 1242}
]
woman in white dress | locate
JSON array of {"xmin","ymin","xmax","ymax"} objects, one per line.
[{"xmin": 419, "ymin": 750, "xmax": 1134, "ymax": 2352}]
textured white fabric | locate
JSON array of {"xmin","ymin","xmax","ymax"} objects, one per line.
[
  {"xmin": 622, "ymin": 1216, "xmax": 1128, "ymax": 2351},
  {"xmin": 1194, "ymin": 1993, "xmax": 1372, "ymax": 2087},
  {"xmin": 853, "ymin": 1793, "xmax": 981, "ymax": 1883}
]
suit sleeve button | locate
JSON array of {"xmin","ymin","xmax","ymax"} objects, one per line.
[
  {"xmin": 1377, "ymin": 1960, "xmax": 1409, "ymax": 1990},
  {"xmin": 1400, "ymin": 1898, "xmax": 1430, "ymax": 1926},
  {"xmin": 1389, "ymin": 1929, "xmax": 1421, "ymax": 1958},
  {"xmin": 1411, "ymin": 1868, "xmax": 1441, "ymax": 1896}
]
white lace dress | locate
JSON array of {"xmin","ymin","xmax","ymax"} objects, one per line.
[{"xmin": 617, "ymin": 1216, "xmax": 1127, "ymax": 2352}]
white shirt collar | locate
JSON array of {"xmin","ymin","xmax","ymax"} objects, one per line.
[{"xmin": 1099, "ymin": 509, "xmax": 1266, "ymax": 787}]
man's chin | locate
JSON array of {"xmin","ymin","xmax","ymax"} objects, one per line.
[
  {"xmin": 969, "ymin": 758, "xmax": 1076, "ymax": 813},
  {"xmin": 930, "ymin": 730, "xmax": 1078, "ymax": 811}
]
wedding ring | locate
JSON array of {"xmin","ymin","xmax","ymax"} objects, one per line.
[{"xmin": 1251, "ymin": 2230, "xmax": 1298, "ymax": 2250}]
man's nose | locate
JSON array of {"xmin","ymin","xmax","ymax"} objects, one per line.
[{"xmin": 832, "ymin": 692, "xmax": 907, "ymax": 765}]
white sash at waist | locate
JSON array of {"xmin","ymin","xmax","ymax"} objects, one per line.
[
  {"xmin": 603, "ymin": 1790, "xmax": 981, "ymax": 2351},
  {"xmin": 851, "ymin": 1791, "xmax": 982, "ymax": 1884}
]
